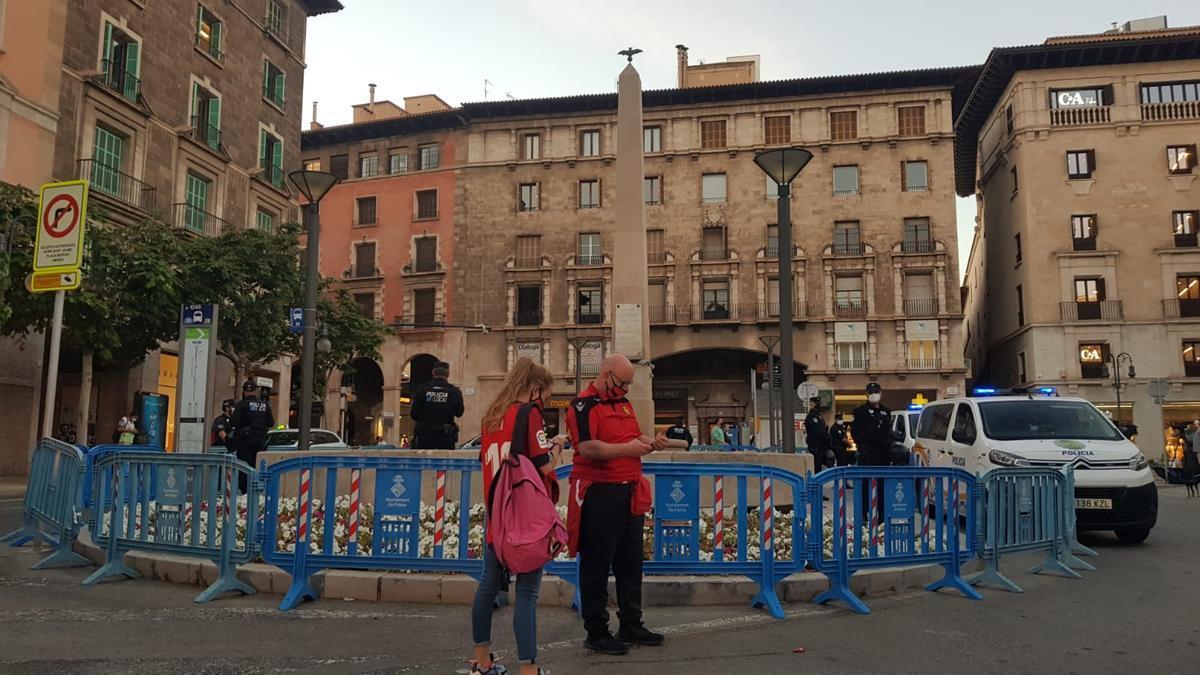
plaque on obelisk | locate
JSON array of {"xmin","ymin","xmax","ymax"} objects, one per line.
[{"xmin": 612, "ymin": 52, "xmax": 655, "ymax": 434}]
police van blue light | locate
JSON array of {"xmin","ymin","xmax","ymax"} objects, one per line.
[{"xmin": 973, "ymin": 387, "xmax": 997, "ymax": 396}]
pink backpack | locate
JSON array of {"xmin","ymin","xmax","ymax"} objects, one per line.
[{"xmin": 488, "ymin": 405, "xmax": 567, "ymax": 573}]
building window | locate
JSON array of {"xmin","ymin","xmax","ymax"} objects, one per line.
[
  {"xmin": 701, "ymin": 227, "xmax": 726, "ymax": 261},
  {"xmin": 1016, "ymin": 285, "xmax": 1024, "ymax": 326},
  {"xmin": 516, "ymin": 285, "xmax": 542, "ymax": 325},
  {"xmin": 835, "ymin": 275, "xmax": 865, "ymax": 316},
  {"xmin": 765, "ymin": 175, "xmax": 779, "ymax": 200},
  {"xmin": 579, "ymin": 130, "xmax": 601, "ymax": 156},
  {"xmin": 518, "ymin": 183, "xmax": 540, "ymax": 212},
  {"xmin": 903, "ymin": 273, "xmax": 935, "ymax": 316},
  {"xmin": 90, "ymin": 126, "xmax": 125, "ymax": 196},
  {"xmin": 1079, "ymin": 343, "xmax": 1107, "ymax": 378},
  {"xmin": 830, "ymin": 110, "xmax": 857, "ymax": 140},
  {"xmin": 578, "ymin": 179, "xmax": 600, "ymax": 208},
  {"xmin": 255, "ymin": 208, "xmax": 276, "ymax": 233},
  {"xmin": 303, "ymin": 159, "xmax": 321, "ymax": 171},
  {"xmin": 522, "ymin": 133, "xmax": 541, "ymax": 160},
  {"xmin": 1010, "ymin": 166, "xmax": 1019, "ymax": 194},
  {"xmin": 1075, "ymin": 277, "xmax": 1106, "ymax": 309},
  {"xmin": 1168, "ymin": 145, "xmax": 1197, "ymax": 174},
  {"xmin": 832, "ymin": 165, "xmax": 859, "ymax": 195},
  {"xmin": 903, "ymin": 217, "xmax": 932, "ymax": 253},
  {"xmin": 1072, "ymin": 215, "xmax": 1097, "ymax": 250},
  {"xmin": 330, "ymin": 154, "xmax": 349, "ymax": 180},
  {"xmin": 833, "ymin": 221, "xmax": 861, "ymax": 255},
  {"xmin": 355, "ymin": 196, "xmax": 376, "ymax": 226},
  {"xmin": 412, "ymin": 288, "xmax": 437, "ymax": 325},
  {"xmin": 189, "ymin": 83, "xmax": 222, "ymax": 151},
  {"xmin": 1017, "ymin": 352, "xmax": 1027, "ymax": 384},
  {"xmin": 516, "ymin": 235, "xmax": 541, "ymax": 267},
  {"xmin": 1014, "ymin": 233, "xmax": 1022, "ymax": 263},
  {"xmin": 1067, "ymin": 150, "xmax": 1095, "ymax": 179},
  {"xmin": 647, "ymin": 229, "xmax": 665, "ymax": 263},
  {"xmin": 265, "ymin": 0, "xmax": 288, "ymax": 42},
  {"xmin": 195, "ymin": 5, "xmax": 223, "ymax": 61},
  {"xmin": 258, "ymin": 129, "xmax": 283, "ymax": 188},
  {"xmin": 1177, "ymin": 276, "xmax": 1200, "ymax": 318},
  {"xmin": 701, "ymin": 120, "xmax": 727, "ymax": 149},
  {"xmin": 359, "ymin": 153, "xmax": 379, "ymax": 178},
  {"xmin": 902, "ymin": 161, "xmax": 928, "ymax": 192},
  {"xmin": 764, "ymin": 115, "xmax": 790, "ymax": 145},
  {"xmin": 897, "ymin": 106, "xmax": 926, "ymax": 136},
  {"xmin": 767, "ymin": 278, "xmax": 780, "ymax": 316},
  {"xmin": 643, "ymin": 176, "xmax": 662, "ymax": 205},
  {"xmin": 414, "ymin": 236, "xmax": 437, "ymax": 273},
  {"xmin": 701, "ymin": 280, "xmax": 731, "ymax": 320},
  {"xmin": 418, "ymin": 143, "xmax": 440, "ymax": 170},
  {"xmin": 1005, "ymin": 105, "xmax": 1014, "ymax": 134},
  {"xmin": 644, "ymin": 126, "xmax": 661, "ymax": 153},
  {"xmin": 262, "ymin": 60, "xmax": 285, "ymax": 107},
  {"xmin": 577, "ymin": 284, "xmax": 603, "ymax": 324},
  {"xmin": 389, "ymin": 151, "xmax": 408, "ymax": 174},
  {"xmin": 354, "ymin": 242, "xmax": 376, "ymax": 278},
  {"xmin": 1176, "ymin": 211, "xmax": 1200, "ymax": 247},
  {"xmin": 701, "ymin": 173, "xmax": 726, "ymax": 202},
  {"xmin": 1051, "ymin": 87, "xmax": 1108, "ymax": 108},
  {"xmin": 100, "ymin": 21, "xmax": 141, "ymax": 102},
  {"xmin": 766, "ymin": 224, "xmax": 779, "ymax": 258},
  {"xmin": 836, "ymin": 343, "xmax": 867, "ymax": 370},
  {"xmin": 1184, "ymin": 342, "xmax": 1200, "ymax": 377},
  {"xmin": 353, "ymin": 293, "xmax": 375, "ymax": 318},
  {"xmin": 1141, "ymin": 81, "xmax": 1200, "ymax": 103},
  {"xmin": 577, "ymin": 232, "xmax": 602, "ymax": 265},
  {"xmin": 907, "ymin": 340, "xmax": 938, "ymax": 370},
  {"xmin": 415, "ymin": 189, "xmax": 438, "ymax": 219},
  {"xmin": 182, "ymin": 171, "xmax": 211, "ymax": 234}
]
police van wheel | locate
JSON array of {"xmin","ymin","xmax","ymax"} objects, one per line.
[{"xmin": 1114, "ymin": 527, "xmax": 1150, "ymax": 545}]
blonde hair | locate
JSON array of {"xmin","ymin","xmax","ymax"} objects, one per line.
[{"xmin": 481, "ymin": 357, "xmax": 554, "ymax": 433}]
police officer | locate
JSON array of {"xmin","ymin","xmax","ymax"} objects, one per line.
[
  {"xmin": 210, "ymin": 399, "xmax": 235, "ymax": 451},
  {"xmin": 852, "ymin": 382, "xmax": 892, "ymax": 515},
  {"xmin": 804, "ymin": 396, "xmax": 832, "ymax": 472},
  {"xmin": 665, "ymin": 417, "xmax": 693, "ymax": 449},
  {"xmin": 411, "ymin": 361, "xmax": 464, "ymax": 449},
  {"xmin": 829, "ymin": 416, "xmax": 850, "ymax": 466},
  {"xmin": 230, "ymin": 381, "xmax": 274, "ymax": 484}
]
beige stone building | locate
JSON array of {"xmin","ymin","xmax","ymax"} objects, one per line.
[{"xmin": 958, "ymin": 21, "xmax": 1200, "ymax": 460}]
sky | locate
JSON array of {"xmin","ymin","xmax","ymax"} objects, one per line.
[{"xmin": 302, "ymin": 1, "xmax": 1200, "ymax": 280}]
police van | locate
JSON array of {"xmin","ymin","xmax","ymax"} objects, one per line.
[
  {"xmin": 890, "ymin": 406, "xmax": 923, "ymax": 462},
  {"xmin": 915, "ymin": 388, "xmax": 1157, "ymax": 544}
]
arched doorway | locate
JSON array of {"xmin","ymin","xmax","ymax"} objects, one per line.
[
  {"xmin": 342, "ymin": 357, "xmax": 384, "ymax": 445},
  {"xmin": 399, "ymin": 353, "xmax": 439, "ymax": 445}
]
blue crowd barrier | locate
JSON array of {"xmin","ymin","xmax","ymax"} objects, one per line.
[
  {"xmin": 968, "ymin": 468, "xmax": 1081, "ymax": 593},
  {"xmin": 82, "ymin": 444, "xmax": 165, "ymax": 510},
  {"xmin": 84, "ymin": 450, "xmax": 259, "ymax": 603},
  {"xmin": 0, "ymin": 439, "xmax": 91, "ymax": 570},
  {"xmin": 1059, "ymin": 466, "xmax": 1098, "ymax": 568},
  {"xmin": 261, "ymin": 455, "xmax": 484, "ymax": 611},
  {"xmin": 547, "ymin": 461, "xmax": 806, "ymax": 619},
  {"xmin": 807, "ymin": 466, "xmax": 982, "ymax": 614}
]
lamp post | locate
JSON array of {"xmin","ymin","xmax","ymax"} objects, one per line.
[
  {"xmin": 758, "ymin": 334, "xmax": 780, "ymax": 448},
  {"xmin": 754, "ymin": 148, "xmax": 814, "ymax": 454},
  {"xmin": 287, "ymin": 169, "xmax": 340, "ymax": 452},
  {"xmin": 1104, "ymin": 351, "xmax": 1136, "ymax": 430}
]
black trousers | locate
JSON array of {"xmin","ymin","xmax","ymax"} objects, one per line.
[
  {"xmin": 579, "ymin": 483, "xmax": 644, "ymax": 638},
  {"xmin": 413, "ymin": 430, "xmax": 456, "ymax": 449}
]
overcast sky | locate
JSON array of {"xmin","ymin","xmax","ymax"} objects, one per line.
[{"xmin": 302, "ymin": 1, "xmax": 1199, "ymax": 279}]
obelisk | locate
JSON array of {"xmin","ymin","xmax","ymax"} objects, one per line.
[{"xmin": 612, "ymin": 54, "xmax": 655, "ymax": 434}]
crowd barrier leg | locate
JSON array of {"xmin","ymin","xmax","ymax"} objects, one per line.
[
  {"xmin": 924, "ymin": 480, "xmax": 982, "ymax": 601},
  {"xmin": 966, "ymin": 482, "xmax": 1023, "ymax": 593},
  {"xmin": 750, "ymin": 476, "xmax": 785, "ymax": 619},
  {"xmin": 279, "ymin": 463, "xmax": 317, "ymax": 611},
  {"xmin": 811, "ymin": 477, "xmax": 871, "ymax": 615},
  {"xmin": 82, "ymin": 468, "xmax": 139, "ymax": 585},
  {"xmin": 30, "ymin": 533, "xmax": 91, "ymax": 570},
  {"xmin": 1026, "ymin": 486, "xmax": 1082, "ymax": 580},
  {"xmin": 194, "ymin": 469, "xmax": 255, "ymax": 603},
  {"xmin": 1059, "ymin": 468, "xmax": 1097, "ymax": 569}
]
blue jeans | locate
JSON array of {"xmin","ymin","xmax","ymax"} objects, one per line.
[{"xmin": 472, "ymin": 546, "xmax": 543, "ymax": 664}]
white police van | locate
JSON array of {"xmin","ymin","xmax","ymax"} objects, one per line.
[
  {"xmin": 915, "ymin": 388, "xmax": 1157, "ymax": 544},
  {"xmin": 890, "ymin": 406, "xmax": 923, "ymax": 461}
]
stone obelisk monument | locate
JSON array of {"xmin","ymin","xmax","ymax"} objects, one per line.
[{"xmin": 612, "ymin": 51, "xmax": 654, "ymax": 434}]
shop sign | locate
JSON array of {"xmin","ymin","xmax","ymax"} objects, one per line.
[
  {"xmin": 1079, "ymin": 345, "xmax": 1104, "ymax": 363},
  {"xmin": 516, "ymin": 341, "xmax": 543, "ymax": 364},
  {"xmin": 834, "ymin": 321, "xmax": 867, "ymax": 343},
  {"xmin": 1052, "ymin": 88, "xmax": 1103, "ymax": 108}
]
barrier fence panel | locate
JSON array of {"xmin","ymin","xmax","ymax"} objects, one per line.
[
  {"xmin": 968, "ymin": 468, "xmax": 1081, "ymax": 594},
  {"xmin": 82, "ymin": 444, "xmax": 165, "ymax": 510},
  {"xmin": 83, "ymin": 450, "xmax": 258, "ymax": 603},
  {"xmin": 260, "ymin": 456, "xmax": 484, "ymax": 611},
  {"xmin": 1059, "ymin": 466, "xmax": 1098, "ymax": 569},
  {"xmin": 546, "ymin": 461, "xmax": 806, "ymax": 620},
  {"xmin": 0, "ymin": 439, "xmax": 90, "ymax": 570},
  {"xmin": 807, "ymin": 466, "xmax": 982, "ymax": 614}
]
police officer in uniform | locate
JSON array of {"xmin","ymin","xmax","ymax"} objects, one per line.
[
  {"xmin": 231, "ymin": 381, "xmax": 274, "ymax": 486},
  {"xmin": 852, "ymin": 382, "xmax": 892, "ymax": 515},
  {"xmin": 804, "ymin": 396, "xmax": 832, "ymax": 472},
  {"xmin": 210, "ymin": 399, "xmax": 235, "ymax": 451},
  {"xmin": 829, "ymin": 416, "xmax": 850, "ymax": 466},
  {"xmin": 411, "ymin": 361, "xmax": 464, "ymax": 449}
]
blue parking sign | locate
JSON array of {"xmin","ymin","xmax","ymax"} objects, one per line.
[{"xmin": 289, "ymin": 307, "xmax": 304, "ymax": 334}]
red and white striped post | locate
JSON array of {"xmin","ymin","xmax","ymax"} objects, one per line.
[
  {"xmin": 433, "ymin": 470, "xmax": 446, "ymax": 558},
  {"xmin": 713, "ymin": 475, "xmax": 724, "ymax": 561},
  {"xmin": 761, "ymin": 477, "xmax": 774, "ymax": 553},
  {"xmin": 869, "ymin": 478, "xmax": 881, "ymax": 551},
  {"xmin": 296, "ymin": 468, "xmax": 311, "ymax": 550},
  {"xmin": 347, "ymin": 468, "xmax": 361, "ymax": 555}
]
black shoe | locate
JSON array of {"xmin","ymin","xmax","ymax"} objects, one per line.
[
  {"xmin": 618, "ymin": 623, "xmax": 665, "ymax": 646},
  {"xmin": 585, "ymin": 633, "xmax": 629, "ymax": 655}
]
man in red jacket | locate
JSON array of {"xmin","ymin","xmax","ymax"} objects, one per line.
[{"xmin": 565, "ymin": 354, "xmax": 667, "ymax": 656}]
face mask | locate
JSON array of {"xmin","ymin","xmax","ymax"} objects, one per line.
[
  {"xmin": 605, "ymin": 373, "xmax": 631, "ymax": 399},
  {"xmin": 530, "ymin": 389, "xmax": 545, "ymax": 408},
  {"xmin": 868, "ymin": 393, "xmax": 881, "ymax": 404}
]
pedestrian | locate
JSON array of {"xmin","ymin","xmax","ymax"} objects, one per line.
[
  {"xmin": 804, "ymin": 396, "xmax": 832, "ymax": 472},
  {"xmin": 470, "ymin": 358, "xmax": 565, "ymax": 675},
  {"xmin": 709, "ymin": 417, "xmax": 727, "ymax": 447},
  {"xmin": 399, "ymin": 433, "xmax": 411, "ymax": 449},
  {"xmin": 230, "ymin": 380, "xmax": 273, "ymax": 488},
  {"xmin": 210, "ymin": 399, "xmax": 235, "ymax": 451},
  {"xmin": 665, "ymin": 417, "xmax": 693, "ymax": 449},
  {"xmin": 565, "ymin": 354, "xmax": 667, "ymax": 656},
  {"xmin": 115, "ymin": 412, "xmax": 139, "ymax": 445},
  {"xmin": 1186, "ymin": 420, "xmax": 1200, "ymax": 498},
  {"xmin": 830, "ymin": 416, "xmax": 849, "ymax": 466},
  {"xmin": 851, "ymin": 382, "xmax": 892, "ymax": 515},
  {"xmin": 411, "ymin": 361, "xmax": 465, "ymax": 449}
]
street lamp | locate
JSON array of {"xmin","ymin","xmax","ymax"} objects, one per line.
[
  {"xmin": 754, "ymin": 148, "xmax": 813, "ymax": 454},
  {"xmin": 288, "ymin": 169, "xmax": 340, "ymax": 452},
  {"xmin": 1104, "ymin": 352, "xmax": 1136, "ymax": 432}
]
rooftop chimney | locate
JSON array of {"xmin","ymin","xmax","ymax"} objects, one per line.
[
  {"xmin": 368, "ymin": 83, "xmax": 377, "ymax": 111},
  {"xmin": 309, "ymin": 100, "xmax": 323, "ymax": 130},
  {"xmin": 675, "ymin": 44, "xmax": 688, "ymax": 88}
]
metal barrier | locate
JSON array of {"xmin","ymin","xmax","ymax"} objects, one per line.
[
  {"xmin": 0, "ymin": 439, "xmax": 90, "ymax": 570},
  {"xmin": 689, "ymin": 445, "xmax": 789, "ymax": 453},
  {"xmin": 1059, "ymin": 466, "xmax": 1098, "ymax": 569},
  {"xmin": 807, "ymin": 466, "xmax": 982, "ymax": 614},
  {"xmin": 968, "ymin": 468, "xmax": 1081, "ymax": 593},
  {"xmin": 82, "ymin": 444, "xmax": 165, "ymax": 509},
  {"xmin": 260, "ymin": 455, "xmax": 484, "ymax": 611},
  {"xmin": 83, "ymin": 450, "xmax": 258, "ymax": 603},
  {"xmin": 546, "ymin": 461, "xmax": 806, "ymax": 619}
]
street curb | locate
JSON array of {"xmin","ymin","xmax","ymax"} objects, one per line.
[{"xmin": 70, "ymin": 532, "xmax": 955, "ymax": 608}]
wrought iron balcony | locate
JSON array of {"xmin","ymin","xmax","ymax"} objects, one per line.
[
  {"xmin": 647, "ymin": 251, "xmax": 668, "ymax": 264},
  {"xmin": 576, "ymin": 254, "xmax": 603, "ymax": 266},
  {"xmin": 906, "ymin": 357, "xmax": 940, "ymax": 371},
  {"xmin": 831, "ymin": 242, "xmax": 864, "ymax": 256},
  {"xmin": 649, "ymin": 305, "xmax": 674, "ymax": 323},
  {"xmin": 1072, "ymin": 236, "xmax": 1097, "ymax": 252},
  {"xmin": 396, "ymin": 312, "xmax": 445, "ymax": 328},
  {"xmin": 762, "ymin": 300, "xmax": 807, "ymax": 321},
  {"xmin": 834, "ymin": 301, "xmax": 868, "ymax": 318},
  {"xmin": 700, "ymin": 246, "xmax": 729, "ymax": 261},
  {"xmin": 576, "ymin": 311, "xmax": 604, "ymax": 325},
  {"xmin": 903, "ymin": 298, "xmax": 938, "ymax": 317},
  {"xmin": 79, "ymin": 159, "xmax": 156, "ymax": 212},
  {"xmin": 189, "ymin": 116, "xmax": 221, "ymax": 151},
  {"xmin": 689, "ymin": 302, "xmax": 739, "ymax": 322},
  {"xmin": 901, "ymin": 239, "xmax": 936, "ymax": 254},
  {"xmin": 835, "ymin": 356, "xmax": 868, "ymax": 371},
  {"xmin": 1163, "ymin": 298, "xmax": 1200, "ymax": 319},
  {"xmin": 173, "ymin": 203, "xmax": 230, "ymax": 237},
  {"xmin": 1060, "ymin": 300, "xmax": 1123, "ymax": 321},
  {"xmin": 100, "ymin": 59, "xmax": 140, "ymax": 102},
  {"xmin": 514, "ymin": 309, "xmax": 542, "ymax": 326},
  {"xmin": 513, "ymin": 256, "xmax": 542, "ymax": 269}
]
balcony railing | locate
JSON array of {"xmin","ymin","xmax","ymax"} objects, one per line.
[
  {"xmin": 576, "ymin": 254, "xmax": 603, "ymax": 266},
  {"xmin": 261, "ymin": 164, "xmax": 284, "ymax": 189},
  {"xmin": 835, "ymin": 356, "xmax": 868, "ymax": 371},
  {"xmin": 1186, "ymin": 362, "xmax": 1200, "ymax": 377},
  {"xmin": 100, "ymin": 58, "xmax": 140, "ymax": 102},
  {"xmin": 903, "ymin": 298, "xmax": 938, "ymax": 317},
  {"xmin": 1073, "ymin": 236, "xmax": 1097, "ymax": 251},
  {"xmin": 901, "ymin": 240, "xmax": 936, "ymax": 254},
  {"xmin": 907, "ymin": 357, "xmax": 940, "ymax": 371},
  {"xmin": 348, "ymin": 265, "xmax": 378, "ymax": 279},
  {"xmin": 834, "ymin": 301, "xmax": 867, "ymax": 318},
  {"xmin": 1050, "ymin": 106, "xmax": 1110, "ymax": 126},
  {"xmin": 762, "ymin": 301, "xmax": 807, "ymax": 320},
  {"xmin": 1142, "ymin": 101, "xmax": 1200, "ymax": 122},
  {"xmin": 397, "ymin": 312, "xmax": 445, "ymax": 328},
  {"xmin": 764, "ymin": 244, "xmax": 779, "ymax": 259},
  {"xmin": 189, "ymin": 115, "xmax": 221, "ymax": 151},
  {"xmin": 1060, "ymin": 300, "xmax": 1123, "ymax": 321},
  {"xmin": 513, "ymin": 256, "xmax": 542, "ymax": 269},
  {"xmin": 409, "ymin": 257, "xmax": 438, "ymax": 274},
  {"xmin": 690, "ymin": 302, "xmax": 738, "ymax": 322},
  {"xmin": 832, "ymin": 242, "xmax": 864, "ymax": 256},
  {"xmin": 196, "ymin": 33, "xmax": 224, "ymax": 62},
  {"xmin": 649, "ymin": 305, "xmax": 674, "ymax": 323},
  {"xmin": 79, "ymin": 159, "xmax": 156, "ymax": 212},
  {"xmin": 514, "ymin": 309, "xmax": 542, "ymax": 326},
  {"xmin": 173, "ymin": 203, "xmax": 230, "ymax": 237},
  {"xmin": 1163, "ymin": 298, "xmax": 1200, "ymax": 318},
  {"xmin": 647, "ymin": 251, "xmax": 668, "ymax": 264},
  {"xmin": 700, "ymin": 246, "xmax": 729, "ymax": 261},
  {"xmin": 1175, "ymin": 232, "xmax": 1198, "ymax": 248},
  {"xmin": 576, "ymin": 311, "xmax": 604, "ymax": 325}
]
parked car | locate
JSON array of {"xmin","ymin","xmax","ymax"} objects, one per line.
[
  {"xmin": 459, "ymin": 434, "xmax": 482, "ymax": 451},
  {"xmin": 265, "ymin": 428, "xmax": 348, "ymax": 451}
]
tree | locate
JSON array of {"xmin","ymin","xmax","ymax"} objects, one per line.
[{"xmin": 314, "ymin": 283, "xmax": 390, "ymax": 394}]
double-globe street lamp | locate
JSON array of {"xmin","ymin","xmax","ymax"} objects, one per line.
[
  {"xmin": 1104, "ymin": 351, "xmax": 1136, "ymax": 434},
  {"xmin": 754, "ymin": 148, "xmax": 814, "ymax": 454},
  {"xmin": 288, "ymin": 169, "xmax": 340, "ymax": 452}
]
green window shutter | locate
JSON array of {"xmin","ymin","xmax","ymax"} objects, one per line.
[
  {"xmin": 102, "ymin": 22, "xmax": 114, "ymax": 66},
  {"xmin": 263, "ymin": 61, "xmax": 270, "ymax": 98},
  {"xmin": 275, "ymin": 71, "xmax": 286, "ymax": 105},
  {"xmin": 271, "ymin": 137, "xmax": 283, "ymax": 186},
  {"xmin": 191, "ymin": 82, "xmax": 200, "ymax": 121},
  {"xmin": 123, "ymin": 41, "xmax": 140, "ymax": 100},
  {"xmin": 211, "ymin": 20, "xmax": 222, "ymax": 56},
  {"xmin": 259, "ymin": 130, "xmax": 268, "ymax": 169},
  {"xmin": 207, "ymin": 96, "xmax": 221, "ymax": 149},
  {"xmin": 196, "ymin": 5, "xmax": 204, "ymax": 41}
]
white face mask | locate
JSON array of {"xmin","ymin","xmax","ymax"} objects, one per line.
[{"xmin": 868, "ymin": 393, "xmax": 881, "ymax": 404}]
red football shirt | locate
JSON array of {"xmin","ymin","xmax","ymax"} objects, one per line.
[
  {"xmin": 480, "ymin": 402, "xmax": 552, "ymax": 505},
  {"xmin": 565, "ymin": 383, "xmax": 644, "ymax": 480}
]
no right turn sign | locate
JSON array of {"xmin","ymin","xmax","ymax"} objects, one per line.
[{"xmin": 34, "ymin": 180, "xmax": 89, "ymax": 274}]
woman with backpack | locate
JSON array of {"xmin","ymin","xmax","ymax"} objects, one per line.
[{"xmin": 470, "ymin": 358, "xmax": 566, "ymax": 675}]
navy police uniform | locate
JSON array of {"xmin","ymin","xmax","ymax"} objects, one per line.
[
  {"xmin": 804, "ymin": 402, "xmax": 832, "ymax": 472},
  {"xmin": 829, "ymin": 421, "xmax": 849, "ymax": 466},
  {"xmin": 231, "ymin": 386, "xmax": 274, "ymax": 475},
  {"xmin": 411, "ymin": 369, "xmax": 464, "ymax": 449}
]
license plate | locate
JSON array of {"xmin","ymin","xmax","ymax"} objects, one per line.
[{"xmin": 1075, "ymin": 498, "xmax": 1112, "ymax": 510}]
